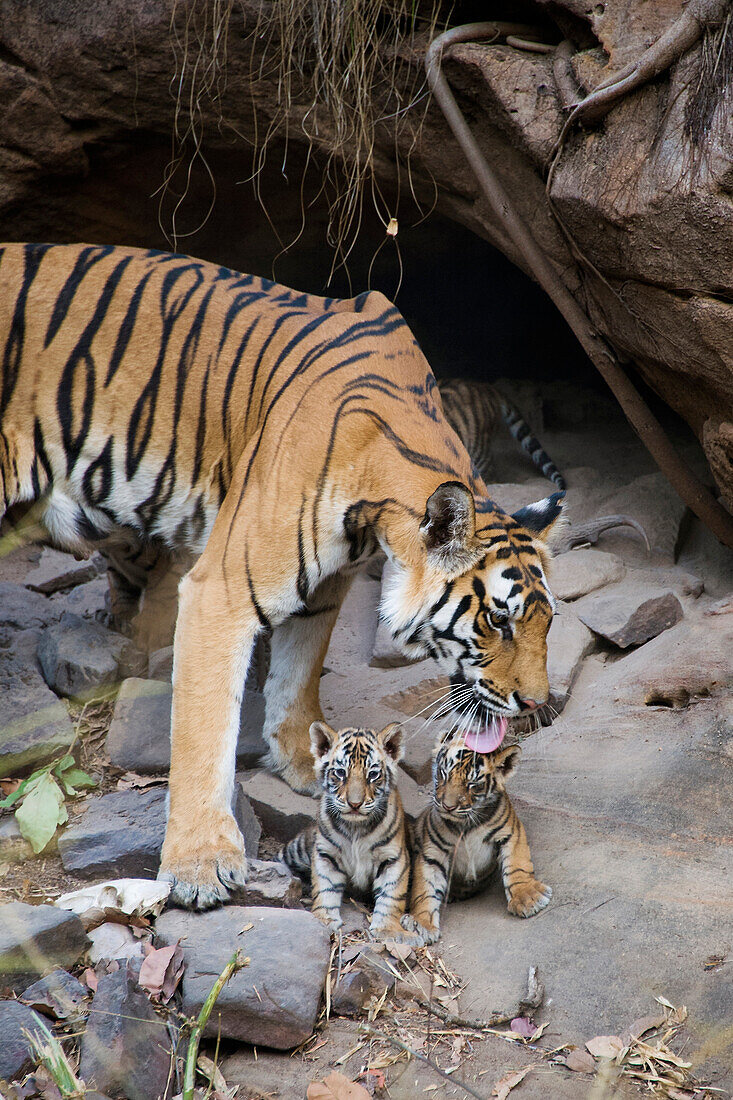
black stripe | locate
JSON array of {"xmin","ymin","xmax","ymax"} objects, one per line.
[
  {"xmin": 1, "ymin": 245, "xmax": 47, "ymax": 416},
  {"xmin": 45, "ymin": 245, "xmax": 113, "ymax": 348}
]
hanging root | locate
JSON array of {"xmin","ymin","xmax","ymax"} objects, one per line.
[
  {"xmin": 564, "ymin": 0, "xmax": 729, "ymax": 127},
  {"xmin": 556, "ymin": 514, "xmax": 650, "ymax": 553}
]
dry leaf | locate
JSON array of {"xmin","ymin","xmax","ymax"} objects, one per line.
[
  {"xmin": 510, "ymin": 1017, "xmax": 536, "ymax": 1039},
  {"xmin": 0, "ymin": 777, "xmax": 21, "ymax": 797},
  {"xmin": 491, "ymin": 1065, "xmax": 533, "ymax": 1098},
  {"xmin": 307, "ymin": 1070, "xmax": 372, "ymax": 1099},
  {"xmin": 586, "ymin": 1035, "xmax": 624, "ymax": 1059},
  {"xmin": 139, "ymin": 943, "xmax": 185, "ymax": 1003},
  {"xmin": 564, "ymin": 1049, "xmax": 595, "ymax": 1073},
  {"xmin": 626, "ymin": 1013, "xmax": 665, "ymax": 1040},
  {"xmin": 665, "ymin": 1089, "xmax": 695, "ymax": 1100},
  {"xmin": 82, "ymin": 968, "xmax": 98, "ymax": 992},
  {"xmin": 384, "ymin": 941, "xmax": 413, "ymax": 962}
]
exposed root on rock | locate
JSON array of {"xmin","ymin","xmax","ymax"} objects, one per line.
[{"xmin": 556, "ymin": 514, "xmax": 650, "ymax": 553}]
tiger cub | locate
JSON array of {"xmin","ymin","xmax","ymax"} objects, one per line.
[
  {"xmin": 402, "ymin": 731, "xmax": 551, "ymax": 945},
  {"xmin": 437, "ymin": 376, "xmax": 566, "ymax": 490},
  {"xmin": 280, "ymin": 721, "xmax": 420, "ymax": 944}
]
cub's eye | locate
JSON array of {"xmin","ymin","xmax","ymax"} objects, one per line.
[
  {"xmin": 367, "ymin": 767, "xmax": 382, "ymax": 783},
  {"xmin": 488, "ymin": 608, "xmax": 509, "ymax": 629},
  {"xmin": 330, "ymin": 766, "xmax": 347, "ymax": 783},
  {"xmin": 469, "ymin": 778, "xmax": 484, "ymax": 790}
]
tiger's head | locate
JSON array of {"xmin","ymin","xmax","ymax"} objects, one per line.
[
  {"xmin": 310, "ymin": 721, "xmax": 403, "ymax": 828},
  {"xmin": 432, "ymin": 729, "xmax": 521, "ymax": 822},
  {"xmin": 381, "ymin": 481, "xmax": 563, "ymax": 751}
]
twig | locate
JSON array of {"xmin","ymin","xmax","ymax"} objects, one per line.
[
  {"xmin": 182, "ymin": 948, "xmax": 248, "ymax": 1100},
  {"xmin": 358, "ymin": 1023, "xmax": 490, "ymax": 1100},
  {"xmin": 407, "ymin": 988, "xmax": 514, "ymax": 1031}
]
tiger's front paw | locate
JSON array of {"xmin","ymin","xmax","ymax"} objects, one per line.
[
  {"xmin": 400, "ymin": 913, "xmax": 440, "ymax": 945},
  {"xmin": 507, "ymin": 880, "xmax": 552, "ymax": 918},
  {"xmin": 159, "ymin": 815, "xmax": 247, "ymax": 910},
  {"xmin": 370, "ymin": 917, "xmax": 424, "ymax": 947}
]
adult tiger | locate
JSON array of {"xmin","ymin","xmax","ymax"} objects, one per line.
[{"xmin": 0, "ymin": 242, "xmax": 563, "ymax": 909}]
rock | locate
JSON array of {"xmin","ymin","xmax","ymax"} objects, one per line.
[
  {"xmin": 87, "ymin": 923, "xmax": 143, "ymax": 965},
  {"xmin": 238, "ymin": 770, "xmax": 316, "ymax": 843},
  {"xmin": 0, "ymin": 1001, "xmax": 45, "ymax": 1082},
  {"xmin": 549, "ymin": 549, "xmax": 626, "ymax": 601},
  {"xmin": 79, "ymin": 964, "xmax": 172, "ymax": 1100},
  {"xmin": 57, "ymin": 782, "xmax": 257, "ymax": 880},
  {"xmin": 547, "ymin": 605, "xmax": 595, "ymax": 710},
  {"xmin": 240, "ymin": 859, "xmax": 301, "ymax": 908},
  {"xmin": 0, "ymin": 903, "xmax": 89, "ymax": 992},
  {"xmin": 0, "ymin": 629, "xmax": 75, "ymax": 777},
  {"xmin": 50, "ymin": 575, "xmax": 109, "ymax": 620},
  {"xmin": 20, "ymin": 968, "xmax": 89, "ymax": 1020},
  {"xmin": 24, "ymin": 549, "xmax": 101, "ymax": 594},
  {"xmin": 0, "ymin": 583, "xmax": 59, "ymax": 630},
  {"xmin": 331, "ymin": 948, "xmax": 397, "ymax": 1017},
  {"xmin": 106, "ymin": 679, "xmax": 266, "ymax": 774},
  {"xmin": 0, "ymin": 817, "xmax": 34, "ymax": 864},
  {"xmin": 237, "ymin": 789, "xmax": 262, "ymax": 859},
  {"xmin": 148, "ymin": 646, "xmax": 173, "ymax": 681},
  {"xmin": 574, "ymin": 584, "xmax": 684, "ymax": 649},
  {"xmin": 154, "ymin": 905, "xmax": 331, "ymax": 1049},
  {"xmin": 37, "ymin": 612, "xmax": 145, "ymax": 700},
  {"xmin": 591, "ymin": 473, "xmax": 688, "ymax": 560}
]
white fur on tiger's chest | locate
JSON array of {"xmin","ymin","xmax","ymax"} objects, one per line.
[
  {"xmin": 452, "ymin": 829, "xmax": 497, "ymax": 886},
  {"xmin": 342, "ymin": 834, "xmax": 377, "ymax": 892}
]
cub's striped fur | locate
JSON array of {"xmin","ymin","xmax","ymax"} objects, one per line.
[
  {"xmin": 437, "ymin": 377, "xmax": 566, "ymax": 490},
  {"xmin": 280, "ymin": 722, "xmax": 420, "ymax": 943},
  {"xmin": 403, "ymin": 731, "xmax": 551, "ymax": 944},
  {"xmin": 0, "ymin": 242, "xmax": 564, "ymax": 910}
]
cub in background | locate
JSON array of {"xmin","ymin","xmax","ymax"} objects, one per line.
[
  {"xmin": 402, "ymin": 730, "xmax": 552, "ymax": 945},
  {"xmin": 279, "ymin": 721, "xmax": 422, "ymax": 945}
]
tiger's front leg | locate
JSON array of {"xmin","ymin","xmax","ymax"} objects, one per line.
[
  {"xmin": 263, "ymin": 574, "xmax": 352, "ymax": 795},
  {"xmin": 310, "ymin": 842, "xmax": 347, "ymax": 932},
  {"xmin": 401, "ymin": 826, "xmax": 449, "ymax": 945},
  {"xmin": 497, "ymin": 813, "xmax": 553, "ymax": 919},
  {"xmin": 370, "ymin": 847, "xmax": 422, "ymax": 945}
]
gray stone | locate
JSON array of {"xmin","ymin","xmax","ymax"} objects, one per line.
[
  {"xmin": 237, "ymin": 787, "xmax": 261, "ymax": 859},
  {"xmin": 0, "ymin": 583, "xmax": 59, "ymax": 630},
  {"xmin": 20, "ymin": 968, "xmax": 89, "ymax": 1020},
  {"xmin": 575, "ymin": 583, "xmax": 684, "ymax": 649},
  {"xmin": 240, "ymin": 859, "xmax": 301, "ymax": 907},
  {"xmin": 80, "ymin": 964, "xmax": 172, "ymax": 1100},
  {"xmin": 106, "ymin": 679, "xmax": 266, "ymax": 775},
  {"xmin": 238, "ymin": 770, "xmax": 316, "ymax": 843},
  {"xmin": 592, "ymin": 472, "xmax": 687, "ymax": 559},
  {"xmin": 0, "ymin": 628, "xmax": 75, "ymax": 775},
  {"xmin": 25, "ymin": 549, "xmax": 101, "ymax": 594},
  {"xmin": 0, "ymin": 903, "xmax": 89, "ymax": 992},
  {"xmin": 331, "ymin": 947, "xmax": 397, "ymax": 1017},
  {"xmin": 148, "ymin": 646, "xmax": 173, "ymax": 682},
  {"xmin": 37, "ymin": 612, "xmax": 145, "ymax": 700},
  {"xmin": 0, "ymin": 816, "xmax": 40, "ymax": 864},
  {"xmin": 49, "ymin": 575, "xmax": 109, "ymax": 620},
  {"xmin": 155, "ymin": 905, "xmax": 331, "ymax": 1049},
  {"xmin": 58, "ymin": 783, "xmax": 257, "ymax": 880},
  {"xmin": 546, "ymin": 605, "xmax": 595, "ymax": 710},
  {"xmin": 549, "ymin": 549, "xmax": 626, "ymax": 602},
  {"xmin": 0, "ymin": 1001, "xmax": 45, "ymax": 1081}
]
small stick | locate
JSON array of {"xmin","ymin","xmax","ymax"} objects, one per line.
[
  {"xmin": 182, "ymin": 948, "xmax": 248, "ymax": 1100},
  {"xmin": 358, "ymin": 1023, "xmax": 490, "ymax": 1100},
  {"xmin": 407, "ymin": 987, "xmax": 514, "ymax": 1031}
]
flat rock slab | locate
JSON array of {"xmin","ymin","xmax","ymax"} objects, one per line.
[
  {"xmin": 0, "ymin": 628, "xmax": 75, "ymax": 776},
  {"xmin": 0, "ymin": 903, "xmax": 89, "ymax": 992},
  {"xmin": 241, "ymin": 859, "xmax": 301, "ymax": 907},
  {"xmin": 20, "ymin": 967, "xmax": 89, "ymax": 1020},
  {"xmin": 25, "ymin": 548, "xmax": 101, "ymax": 593},
  {"xmin": 546, "ymin": 605, "xmax": 595, "ymax": 709},
  {"xmin": 58, "ymin": 783, "xmax": 257, "ymax": 879},
  {"xmin": 549, "ymin": 548, "xmax": 625, "ymax": 601},
  {"xmin": 238, "ymin": 770, "xmax": 316, "ymax": 843},
  {"xmin": 0, "ymin": 1001, "xmax": 46, "ymax": 1081},
  {"xmin": 106, "ymin": 678, "xmax": 266, "ymax": 774},
  {"xmin": 80, "ymin": 965, "xmax": 172, "ymax": 1100},
  {"xmin": 37, "ymin": 611, "xmax": 145, "ymax": 699},
  {"xmin": 0, "ymin": 582, "xmax": 60, "ymax": 630},
  {"xmin": 155, "ymin": 905, "xmax": 331, "ymax": 1049},
  {"xmin": 574, "ymin": 583, "xmax": 683, "ymax": 648},
  {"xmin": 0, "ymin": 815, "xmax": 34, "ymax": 863}
]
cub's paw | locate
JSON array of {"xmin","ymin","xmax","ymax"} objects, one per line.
[
  {"xmin": 400, "ymin": 913, "xmax": 440, "ymax": 945},
  {"xmin": 159, "ymin": 820, "xmax": 247, "ymax": 910},
  {"xmin": 507, "ymin": 880, "xmax": 552, "ymax": 918},
  {"xmin": 370, "ymin": 919, "xmax": 424, "ymax": 947}
]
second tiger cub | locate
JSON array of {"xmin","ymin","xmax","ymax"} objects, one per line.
[
  {"xmin": 402, "ymin": 730, "xmax": 551, "ymax": 944},
  {"xmin": 279, "ymin": 721, "xmax": 421, "ymax": 944}
]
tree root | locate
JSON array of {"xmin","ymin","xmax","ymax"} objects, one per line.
[{"xmin": 425, "ymin": 23, "xmax": 733, "ymax": 549}]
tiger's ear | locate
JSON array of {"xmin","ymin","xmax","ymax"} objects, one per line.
[
  {"xmin": 420, "ymin": 482, "xmax": 478, "ymax": 571},
  {"xmin": 512, "ymin": 491, "xmax": 565, "ymax": 552},
  {"xmin": 493, "ymin": 744, "xmax": 521, "ymax": 779},
  {"xmin": 377, "ymin": 723, "xmax": 403, "ymax": 762},
  {"xmin": 310, "ymin": 721, "xmax": 337, "ymax": 761}
]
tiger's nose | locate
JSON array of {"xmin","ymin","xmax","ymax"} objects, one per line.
[
  {"xmin": 519, "ymin": 697, "xmax": 542, "ymax": 711},
  {"xmin": 347, "ymin": 795, "xmax": 364, "ymax": 810}
]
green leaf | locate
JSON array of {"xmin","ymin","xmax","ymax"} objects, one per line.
[
  {"xmin": 15, "ymin": 773, "xmax": 67, "ymax": 854},
  {"xmin": 53, "ymin": 755, "xmax": 76, "ymax": 774},
  {"xmin": 0, "ymin": 766, "xmax": 48, "ymax": 810},
  {"xmin": 59, "ymin": 768, "xmax": 97, "ymax": 796}
]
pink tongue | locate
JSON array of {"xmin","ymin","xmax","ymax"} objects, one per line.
[{"xmin": 464, "ymin": 718, "xmax": 508, "ymax": 754}]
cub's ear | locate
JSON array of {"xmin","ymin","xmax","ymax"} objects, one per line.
[
  {"xmin": 512, "ymin": 491, "xmax": 565, "ymax": 551},
  {"xmin": 420, "ymin": 481, "xmax": 478, "ymax": 572},
  {"xmin": 309, "ymin": 721, "xmax": 337, "ymax": 761},
  {"xmin": 377, "ymin": 723, "xmax": 403, "ymax": 762},
  {"xmin": 493, "ymin": 744, "xmax": 521, "ymax": 779}
]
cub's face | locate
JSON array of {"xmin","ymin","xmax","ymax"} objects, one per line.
[
  {"xmin": 310, "ymin": 722, "xmax": 403, "ymax": 824},
  {"xmin": 382, "ymin": 483, "xmax": 562, "ymax": 744},
  {"xmin": 433, "ymin": 732, "xmax": 520, "ymax": 822}
]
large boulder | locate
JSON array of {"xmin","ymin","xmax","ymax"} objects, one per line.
[{"xmin": 0, "ymin": 902, "xmax": 89, "ymax": 993}]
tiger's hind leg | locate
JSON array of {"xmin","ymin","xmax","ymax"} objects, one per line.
[
  {"xmin": 104, "ymin": 544, "xmax": 193, "ymax": 652},
  {"xmin": 263, "ymin": 573, "xmax": 352, "ymax": 795}
]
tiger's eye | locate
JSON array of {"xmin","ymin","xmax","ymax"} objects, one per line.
[{"xmin": 489, "ymin": 608, "xmax": 509, "ymax": 629}]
